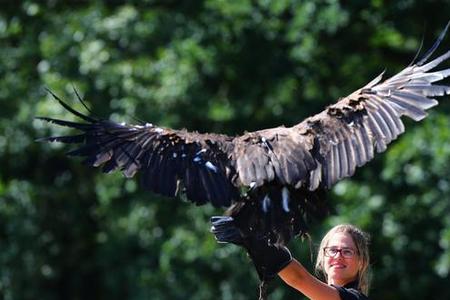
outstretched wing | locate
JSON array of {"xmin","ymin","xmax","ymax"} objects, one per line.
[
  {"xmin": 303, "ymin": 40, "xmax": 450, "ymax": 190},
  {"xmin": 232, "ymin": 25, "xmax": 450, "ymax": 192},
  {"xmin": 38, "ymin": 25, "xmax": 450, "ymax": 213},
  {"xmin": 37, "ymin": 94, "xmax": 238, "ymax": 207}
]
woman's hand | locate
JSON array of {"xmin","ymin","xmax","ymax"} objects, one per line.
[{"xmin": 210, "ymin": 216, "xmax": 292, "ymax": 281}]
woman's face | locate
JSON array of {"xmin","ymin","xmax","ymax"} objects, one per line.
[{"xmin": 323, "ymin": 232, "xmax": 360, "ymax": 286}]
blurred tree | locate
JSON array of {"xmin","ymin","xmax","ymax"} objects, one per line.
[{"xmin": 0, "ymin": 1, "xmax": 450, "ymax": 299}]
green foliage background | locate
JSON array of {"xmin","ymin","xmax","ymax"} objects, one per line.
[{"xmin": 1, "ymin": 1, "xmax": 450, "ymax": 299}]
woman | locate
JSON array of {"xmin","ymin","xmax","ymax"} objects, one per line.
[
  {"xmin": 211, "ymin": 218, "xmax": 370, "ymax": 300},
  {"xmin": 279, "ymin": 224, "xmax": 370, "ymax": 300}
]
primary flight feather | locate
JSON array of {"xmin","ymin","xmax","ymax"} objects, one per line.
[{"xmin": 38, "ymin": 24, "xmax": 450, "ymax": 245}]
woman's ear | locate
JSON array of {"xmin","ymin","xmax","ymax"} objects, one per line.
[{"xmin": 358, "ymin": 259, "xmax": 364, "ymax": 272}]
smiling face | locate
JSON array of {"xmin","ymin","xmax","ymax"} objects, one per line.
[{"xmin": 323, "ymin": 232, "xmax": 360, "ymax": 287}]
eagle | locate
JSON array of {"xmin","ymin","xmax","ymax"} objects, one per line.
[{"xmin": 38, "ymin": 24, "xmax": 450, "ymax": 247}]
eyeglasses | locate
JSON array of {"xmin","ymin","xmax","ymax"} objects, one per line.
[{"xmin": 323, "ymin": 247, "xmax": 356, "ymax": 258}]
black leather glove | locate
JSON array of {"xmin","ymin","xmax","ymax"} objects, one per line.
[{"xmin": 211, "ymin": 216, "xmax": 292, "ymax": 282}]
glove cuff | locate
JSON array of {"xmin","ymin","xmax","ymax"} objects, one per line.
[{"xmin": 248, "ymin": 242, "xmax": 292, "ymax": 280}]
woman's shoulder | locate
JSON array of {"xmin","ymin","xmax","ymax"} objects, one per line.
[{"xmin": 332, "ymin": 281, "xmax": 369, "ymax": 300}]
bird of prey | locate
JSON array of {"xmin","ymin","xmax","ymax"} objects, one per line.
[{"xmin": 38, "ymin": 24, "xmax": 450, "ymax": 247}]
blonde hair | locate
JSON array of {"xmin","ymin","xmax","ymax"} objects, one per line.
[{"xmin": 314, "ymin": 224, "xmax": 371, "ymax": 295}]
